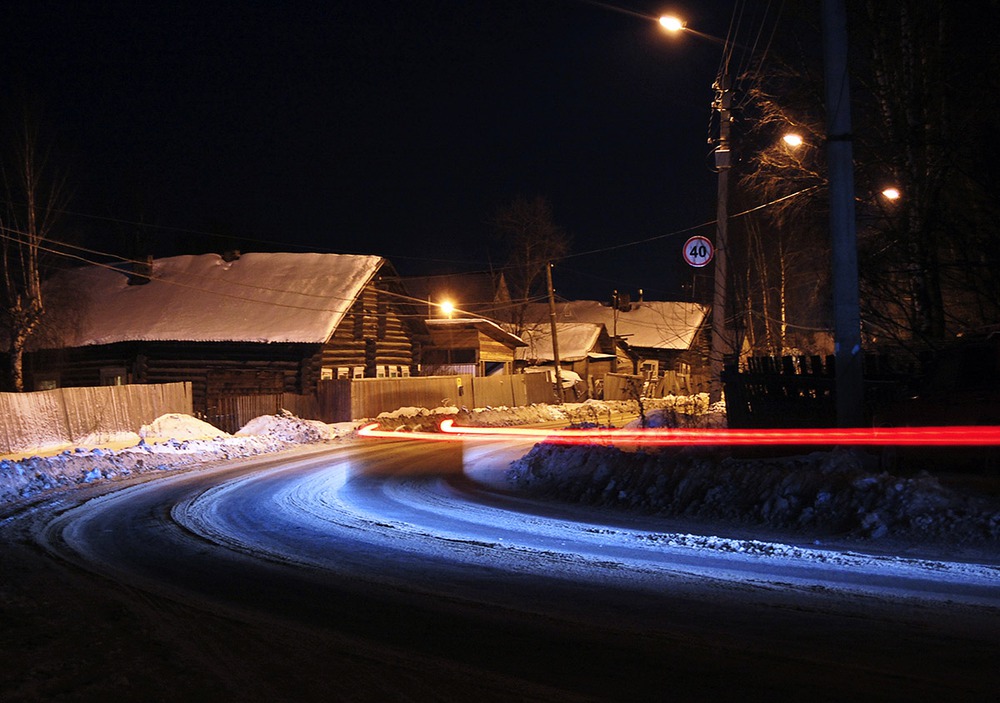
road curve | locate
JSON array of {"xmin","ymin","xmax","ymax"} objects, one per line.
[{"xmin": 13, "ymin": 438, "xmax": 1000, "ymax": 701}]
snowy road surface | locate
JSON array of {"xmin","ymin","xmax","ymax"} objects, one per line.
[{"xmin": 9, "ymin": 438, "xmax": 1000, "ymax": 701}]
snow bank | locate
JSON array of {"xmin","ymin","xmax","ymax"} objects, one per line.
[
  {"xmin": 507, "ymin": 443, "xmax": 1000, "ymax": 548},
  {"xmin": 142, "ymin": 413, "xmax": 229, "ymax": 440},
  {"xmin": 372, "ymin": 397, "xmax": 727, "ymax": 432},
  {"xmin": 236, "ymin": 411, "xmax": 336, "ymax": 443},
  {"xmin": 0, "ymin": 412, "xmax": 351, "ymax": 507}
]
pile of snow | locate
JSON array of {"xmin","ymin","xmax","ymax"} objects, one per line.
[
  {"xmin": 372, "ymin": 397, "xmax": 727, "ymax": 432},
  {"xmin": 507, "ymin": 443, "xmax": 1000, "ymax": 548},
  {"xmin": 142, "ymin": 413, "xmax": 229, "ymax": 440},
  {"xmin": 0, "ymin": 412, "xmax": 352, "ymax": 507},
  {"xmin": 236, "ymin": 410, "xmax": 336, "ymax": 443}
]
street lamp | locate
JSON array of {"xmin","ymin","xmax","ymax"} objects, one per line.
[
  {"xmin": 658, "ymin": 15, "xmax": 685, "ymax": 32},
  {"xmin": 659, "ymin": 15, "xmax": 733, "ymax": 404},
  {"xmin": 782, "ymin": 132, "xmax": 804, "ymax": 148}
]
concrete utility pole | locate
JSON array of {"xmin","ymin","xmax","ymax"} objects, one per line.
[
  {"xmin": 822, "ymin": 0, "xmax": 864, "ymax": 427},
  {"xmin": 546, "ymin": 262, "xmax": 564, "ymax": 404},
  {"xmin": 709, "ymin": 74, "xmax": 733, "ymax": 404}
]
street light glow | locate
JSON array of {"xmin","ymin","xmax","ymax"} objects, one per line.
[
  {"xmin": 439, "ymin": 300, "xmax": 455, "ymax": 317},
  {"xmin": 659, "ymin": 15, "xmax": 685, "ymax": 32},
  {"xmin": 881, "ymin": 187, "xmax": 901, "ymax": 200},
  {"xmin": 782, "ymin": 133, "xmax": 804, "ymax": 147}
]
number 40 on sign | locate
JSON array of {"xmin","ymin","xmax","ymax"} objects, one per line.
[{"xmin": 683, "ymin": 235, "xmax": 714, "ymax": 268}]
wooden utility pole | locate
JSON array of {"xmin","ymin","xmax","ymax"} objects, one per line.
[
  {"xmin": 546, "ymin": 262, "xmax": 564, "ymax": 404},
  {"xmin": 709, "ymin": 74, "xmax": 733, "ymax": 403}
]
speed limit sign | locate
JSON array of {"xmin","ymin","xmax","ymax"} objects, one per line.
[{"xmin": 683, "ymin": 235, "xmax": 714, "ymax": 268}]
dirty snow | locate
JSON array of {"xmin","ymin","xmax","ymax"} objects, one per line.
[{"xmin": 1, "ymin": 397, "xmax": 998, "ymax": 560}]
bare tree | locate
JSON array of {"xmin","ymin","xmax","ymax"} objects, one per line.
[
  {"xmin": 736, "ymin": 2, "xmax": 1000, "ymax": 360},
  {"xmin": 491, "ymin": 196, "xmax": 569, "ymax": 336},
  {"xmin": 0, "ymin": 116, "xmax": 66, "ymax": 391},
  {"xmin": 735, "ymin": 55, "xmax": 831, "ymax": 357}
]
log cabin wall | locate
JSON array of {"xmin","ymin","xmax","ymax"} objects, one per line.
[
  {"xmin": 26, "ymin": 341, "xmax": 319, "ymax": 418},
  {"xmin": 318, "ymin": 279, "xmax": 420, "ymax": 381}
]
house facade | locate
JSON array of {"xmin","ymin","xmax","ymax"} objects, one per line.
[
  {"xmin": 26, "ymin": 252, "xmax": 426, "ymax": 420},
  {"xmin": 422, "ymin": 318, "xmax": 524, "ymax": 377},
  {"xmin": 515, "ymin": 322, "xmax": 617, "ymax": 391},
  {"xmin": 523, "ymin": 299, "xmax": 710, "ymax": 380}
]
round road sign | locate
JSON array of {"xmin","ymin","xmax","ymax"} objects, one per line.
[{"xmin": 683, "ymin": 235, "xmax": 714, "ymax": 267}]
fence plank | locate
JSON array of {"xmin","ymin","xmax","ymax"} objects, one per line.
[{"xmin": 0, "ymin": 382, "xmax": 193, "ymax": 455}]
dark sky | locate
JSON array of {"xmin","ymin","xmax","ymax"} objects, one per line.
[{"xmin": 1, "ymin": 0, "xmax": 777, "ymax": 302}]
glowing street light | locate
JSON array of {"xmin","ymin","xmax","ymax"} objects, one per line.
[
  {"xmin": 881, "ymin": 186, "xmax": 901, "ymax": 201},
  {"xmin": 782, "ymin": 132, "xmax": 804, "ymax": 148},
  {"xmin": 439, "ymin": 300, "xmax": 455, "ymax": 318},
  {"xmin": 658, "ymin": 15, "xmax": 685, "ymax": 32}
]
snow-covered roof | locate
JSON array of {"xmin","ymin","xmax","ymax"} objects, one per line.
[
  {"xmin": 516, "ymin": 322, "xmax": 605, "ymax": 362},
  {"xmin": 37, "ymin": 252, "xmax": 384, "ymax": 348},
  {"xmin": 425, "ymin": 317, "xmax": 525, "ymax": 348},
  {"xmin": 526, "ymin": 300, "xmax": 708, "ymax": 351}
]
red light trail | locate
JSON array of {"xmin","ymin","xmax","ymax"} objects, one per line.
[{"xmin": 356, "ymin": 421, "xmax": 1000, "ymax": 447}]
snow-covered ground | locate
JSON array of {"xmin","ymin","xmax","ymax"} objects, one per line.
[
  {"xmin": 0, "ymin": 412, "xmax": 354, "ymax": 507},
  {"xmin": 2, "ymin": 398, "xmax": 998, "ymax": 560}
]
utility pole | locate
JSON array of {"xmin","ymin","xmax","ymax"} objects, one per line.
[
  {"xmin": 546, "ymin": 262, "xmax": 564, "ymax": 404},
  {"xmin": 709, "ymin": 74, "xmax": 733, "ymax": 403},
  {"xmin": 822, "ymin": 0, "xmax": 864, "ymax": 427}
]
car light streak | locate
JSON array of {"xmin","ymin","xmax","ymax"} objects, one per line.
[{"xmin": 358, "ymin": 421, "xmax": 1000, "ymax": 446}]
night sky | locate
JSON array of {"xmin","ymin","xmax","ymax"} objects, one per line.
[{"xmin": 1, "ymin": 0, "xmax": 774, "ymax": 302}]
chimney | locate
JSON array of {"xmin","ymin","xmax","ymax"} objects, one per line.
[{"xmin": 127, "ymin": 255, "xmax": 153, "ymax": 286}]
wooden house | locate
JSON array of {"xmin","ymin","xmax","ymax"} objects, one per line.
[
  {"xmin": 422, "ymin": 318, "xmax": 524, "ymax": 377},
  {"xmin": 524, "ymin": 299, "xmax": 710, "ymax": 380},
  {"xmin": 515, "ymin": 322, "xmax": 618, "ymax": 388},
  {"xmin": 26, "ymin": 252, "xmax": 426, "ymax": 421}
]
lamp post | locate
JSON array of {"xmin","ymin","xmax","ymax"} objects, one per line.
[{"xmin": 660, "ymin": 16, "xmax": 733, "ymax": 403}]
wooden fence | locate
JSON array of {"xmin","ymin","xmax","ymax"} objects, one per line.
[
  {"xmin": 603, "ymin": 373, "xmax": 644, "ymax": 401},
  {"xmin": 0, "ymin": 382, "xmax": 193, "ymax": 456},
  {"xmin": 327, "ymin": 373, "xmax": 557, "ymax": 422},
  {"xmin": 212, "ymin": 368, "xmax": 713, "ymax": 429},
  {"xmin": 723, "ymin": 354, "xmax": 910, "ymax": 428}
]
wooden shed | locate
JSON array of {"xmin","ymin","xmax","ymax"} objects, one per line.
[{"xmin": 422, "ymin": 318, "xmax": 525, "ymax": 376}]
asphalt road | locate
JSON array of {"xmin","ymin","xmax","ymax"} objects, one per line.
[{"xmin": 2, "ymin": 438, "xmax": 999, "ymax": 702}]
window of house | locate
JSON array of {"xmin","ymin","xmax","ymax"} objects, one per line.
[
  {"xmin": 337, "ymin": 367, "xmax": 350, "ymax": 379},
  {"xmin": 640, "ymin": 360, "xmax": 659, "ymax": 380},
  {"xmin": 100, "ymin": 366, "xmax": 128, "ymax": 386},
  {"xmin": 321, "ymin": 367, "xmax": 334, "ymax": 380},
  {"xmin": 352, "ymin": 366, "xmax": 364, "ymax": 379},
  {"xmin": 34, "ymin": 375, "xmax": 59, "ymax": 391}
]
